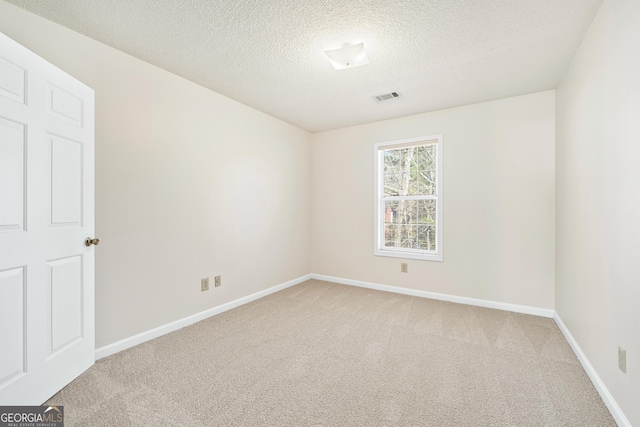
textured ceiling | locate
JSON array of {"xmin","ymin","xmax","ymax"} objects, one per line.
[{"xmin": 5, "ymin": 0, "xmax": 603, "ymax": 132}]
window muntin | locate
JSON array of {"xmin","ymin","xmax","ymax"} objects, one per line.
[{"xmin": 374, "ymin": 135, "xmax": 442, "ymax": 261}]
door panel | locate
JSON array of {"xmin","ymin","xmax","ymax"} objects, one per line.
[
  {"xmin": 0, "ymin": 267, "xmax": 26, "ymax": 386},
  {"xmin": 0, "ymin": 31, "xmax": 95, "ymax": 405},
  {"xmin": 49, "ymin": 135, "xmax": 83, "ymax": 226},
  {"xmin": 46, "ymin": 84, "xmax": 84, "ymax": 127},
  {"xmin": 48, "ymin": 256, "xmax": 83, "ymax": 355},
  {"xmin": 0, "ymin": 116, "xmax": 25, "ymax": 231},
  {"xmin": 0, "ymin": 55, "xmax": 26, "ymax": 104}
]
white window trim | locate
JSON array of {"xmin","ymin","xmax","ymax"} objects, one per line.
[{"xmin": 373, "ymin": 134, "xmax": 443, "ymax": 262}]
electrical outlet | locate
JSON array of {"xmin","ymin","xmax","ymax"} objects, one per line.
[
  {"xmin": 618, "ymin": 346, "xmax": 627, "ymax": 373},
  {"xmin": 401, "ymin": 263, "xmax": 408, "ymax": 273},
  {"xmin": 201, "ymin": 278, "xmax": 209, "ymax": 292},
  {"xmin": 214, "ymin": 275, "xmax": 221, "ymax": 287}
]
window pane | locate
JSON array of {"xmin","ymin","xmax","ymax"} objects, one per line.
[
  {"xmin": 385, "ymin": 224, "xmax": 399, "ymax": 247},
  {"xmin": 384, "ymin": 199, "xmax": 436, "ymax": 251},
  {"xmin": 383, "ymin": 149, "xmax": 404, "ymax": 196},
  {"xmin": 417, "ymin": 225, "xmax": 436, "ymax": 251},
  {"xmin": 400, "ymin": 224, "xmax": 417, "ymax": 249},
  {"xmin": 383, "ymin": 145, "xmax": 436, "ymax": 196},
  {"xmin": 412, "ymin": 145, "xmax": 437, "ymax": 196},
  {"xmin": 383, "ymin": 200, "xmax": 398, "ymax": 225},
  {"xmin": 416, "ymin": 200, "xmax": 436, "ymax": 225},
  {"xmin": 383, "ymin": 146, "xmax": 417, "ymax": 196},
  {"xmin": 384, "ymin": 200, "xmax": 410, "ymax": 248}
]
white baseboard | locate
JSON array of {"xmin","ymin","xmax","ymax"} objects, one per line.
[
  {"xmin": 553, "ymin": 313, "xmax": 631, "ymax": 427},
  {"xmin": 312, "ymin": 274, "xmax": 629, "ymax": 424},
  {"xmin": 96, "ymin": 272, "xmax": 552, "ymax": 360},
  {"xmin": 95, "ymin": 274, "xmax": 312, "ymax": 360},
  {"xmin": 311, "ymin": 274, "xmax": 555, "ymax": 318},
  {"xmin": 94, "ymin": 272, "xmax": 629, "ymax": 425}
]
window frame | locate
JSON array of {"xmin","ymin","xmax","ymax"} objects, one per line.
[{"xmin": 373, "ymin": 134, "xmax": 443, "ymax": 262}]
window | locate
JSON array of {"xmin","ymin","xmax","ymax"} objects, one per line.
[{"xmin": 374, "ymin": 135, "xmax": 443, "ymax": 261}]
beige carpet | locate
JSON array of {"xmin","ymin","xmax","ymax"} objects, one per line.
[{"xmin": 46, "ymin": 279, "xmax": 616, "ymax": 426}]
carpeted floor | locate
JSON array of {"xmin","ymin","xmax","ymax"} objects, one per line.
[{"xmin": 46, "ymin": 279, "xmax": 616, "ymax": 426}]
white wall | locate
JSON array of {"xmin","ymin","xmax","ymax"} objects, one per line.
[
  {"xmin": 311, "ymin": 92, "xmax": 556, "ymax": 309},
  {"xmin": 0, "ymin": 1, "xmax": 311, "ymax": 348},
  {"xmin": 555, "ymin": 0, "xmax": 640, "ymax": 424}
]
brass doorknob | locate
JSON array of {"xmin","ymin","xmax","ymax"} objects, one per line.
[{"xmin": 85, "ymin": 237, "xmax": 100, "ymax": 247}]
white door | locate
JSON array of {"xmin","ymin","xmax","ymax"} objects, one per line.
[{"xmin": 0, "ymin": 32, "xmax": 95, "ymax": 404}]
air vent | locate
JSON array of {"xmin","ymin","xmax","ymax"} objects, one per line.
[{"xmin": 373, "ymin": 91, "xmax": 401, "ymax": 102}]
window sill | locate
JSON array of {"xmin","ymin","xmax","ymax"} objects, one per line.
[{"xmin": 374, "ymin": 248, "xmax": 443, "ymax": 262}]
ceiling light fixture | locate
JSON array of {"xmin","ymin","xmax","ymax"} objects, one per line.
[{"xmin": 324, "ymin": 43, "xmax": 369, "ymax": 70}]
